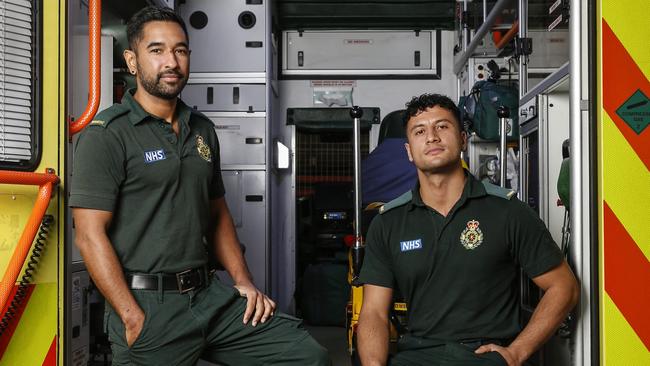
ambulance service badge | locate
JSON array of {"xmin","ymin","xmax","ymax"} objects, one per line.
[
  {"xmin": 460, "ymin": 219, "xmax": 483, "ymax": 250},
  {"xmin": 195, "ymin": 135, "xmax": 212, "ymax": 162}
]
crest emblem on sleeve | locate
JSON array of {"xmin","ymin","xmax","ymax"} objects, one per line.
[
  {"xmin": 460, "ymin": 220, "xmax": 483, "ymax": 250},
  {"xmin": 195, "ymin": 135, "xmax": 212, "ymax": 162}
]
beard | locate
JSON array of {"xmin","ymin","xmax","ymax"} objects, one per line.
[{"xmin": 137, "ymin": 67, "xmax": 188, "ymax": 100}]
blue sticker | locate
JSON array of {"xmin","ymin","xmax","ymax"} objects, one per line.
[
  {"xmin": 144, "ymin": 149, "xmax": 167, "ymax": 164},
  {"xmin": 400, "ymin": 239, "xmax": 423, "ymax": 252}
]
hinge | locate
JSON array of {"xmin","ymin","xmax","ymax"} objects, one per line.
[{"xmin": 513, "ymin": 37, "xmax": 533, "ymax": 58}]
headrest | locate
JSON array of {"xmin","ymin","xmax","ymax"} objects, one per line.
[{"xmin": 378, "ymin": 110, "xmax": 406, "ymax": 144}]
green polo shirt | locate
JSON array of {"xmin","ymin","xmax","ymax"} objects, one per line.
[
  {"xmin": 70, "ymin": 89, "xmax": 225, "ymax": 273},
  {"xmin": 358, "ymin": 173, "xmax": 563, "ymax": 341}
]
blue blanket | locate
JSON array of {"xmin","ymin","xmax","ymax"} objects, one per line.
[{"xmin": 362, "ymin": 138, "xmax": 417, "ymax": 205}]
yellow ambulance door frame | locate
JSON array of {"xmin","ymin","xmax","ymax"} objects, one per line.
[{"xmin": 0, "ymin": 1, "xmax": 66, "ymax": 365}]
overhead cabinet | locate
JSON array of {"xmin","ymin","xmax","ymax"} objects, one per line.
[
  {"xmin": 179, "ymin": 0, "xmax": 266, "ymax": 73},
  {"xmin": 282, "ymin": 30, "xmax": 439, "ymax": 77}
]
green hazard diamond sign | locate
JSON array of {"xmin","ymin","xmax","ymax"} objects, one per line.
[{"xmin": 616, "ymin": 89, "xmax": 650, "ymax": 134}]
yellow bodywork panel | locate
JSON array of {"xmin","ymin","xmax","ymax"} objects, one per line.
[
  {"xmin": 600, "ymin": 0, "xmax": 650, "ymax": 363},
  {"xmin": 0, "ymin": 0, "xmax": 65, "ymax": 365}
]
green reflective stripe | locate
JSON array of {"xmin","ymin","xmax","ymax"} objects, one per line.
[
  {"xmin": 379, "ymin": 190, "xmax": 412, "ymax": 214},
  {"xmin": 481, "ymin": 181, "xmax": 515, "ymax": 200}
]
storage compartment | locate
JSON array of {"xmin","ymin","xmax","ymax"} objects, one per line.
[
  {"xmin": 283, "ymin": 30, "xmax": 438, "ymax": 77},
  {"xmin": 182, "ymin": 84, "xmax": 266, "ymax": 112},
  {"xmin": 207, "ymin": 114, "xmax": 266, "ymax": 166},
  {"xmin": 179, "ymin": 0, "xmax": 266, "ymax": 73},
  {"xmin": 221, "ymin": 170, "xmax": 267, "ymax": 292}
]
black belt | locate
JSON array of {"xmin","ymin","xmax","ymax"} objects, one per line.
[
  {"xmin": 126, "ymin": 266, "xmax": 209, "ymax": 294},
  {"xmin": 399, "ymin": 334, "xmax": 512, "ymax": 352},
  {"xmin": 459, "ymin": 338, "xmax": 512, "ymax": 349}
]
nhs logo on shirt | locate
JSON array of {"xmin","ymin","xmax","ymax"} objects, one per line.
[
  {"xmin": 400, "ymin": 239, "xmax": 423, "ymax": 252},
  {"xmin": 144, "ymin": 149, "xmax": 166, "ymax": 164}
]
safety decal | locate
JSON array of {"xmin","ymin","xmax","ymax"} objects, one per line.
[
  {"xmin": 196, "ymin": 135, "xmax": 212, "ymax": 162},
  {"xmin": 460, "ymin": 220, "xmax": 483, "ymax": 250},
  {"xmin": 615, "ymin": 89, "xmax": 650, "ymax": 135}
]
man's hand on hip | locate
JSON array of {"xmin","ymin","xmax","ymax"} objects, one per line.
[
  {"xmin": 234, "ymin": 282, "xmax": 276, "ymax": 326},
  {"xmin": 122, "ymin": 307, "xmax": 145, "ymax": 348}
]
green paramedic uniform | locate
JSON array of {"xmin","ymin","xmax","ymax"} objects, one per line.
[
  {"xmin": 70, "ymin": 90, "xmax": 329, "ymax": 366},
  {"xmin": 358, "ymin": 172, "xmax": 564, "ymax": 366}
]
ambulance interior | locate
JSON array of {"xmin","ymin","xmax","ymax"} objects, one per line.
[{"xmin": 63, "ymin": 0, "xmax": 576, "ymax": 365}]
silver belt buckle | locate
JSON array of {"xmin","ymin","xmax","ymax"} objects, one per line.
[{"xmin": 176, "ymin": 269, "xmax": 196, "ymax": 294}]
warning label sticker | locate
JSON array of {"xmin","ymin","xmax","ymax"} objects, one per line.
[{"xmin": 615, "ymin": 89, "xmax": 650, "ymax": 134}]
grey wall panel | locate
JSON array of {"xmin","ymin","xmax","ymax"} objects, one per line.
[
  {"xmin": 183, "ymin": 83, "xmax": 266, "ymax": 112},
  {"xmin": 179, "ymin": 0, "xmax": 266, "ymax": 73}
]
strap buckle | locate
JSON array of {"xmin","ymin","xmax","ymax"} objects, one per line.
[{"xmin": 176, "ymin": 269, "xmax": 198, "ymax": 294}]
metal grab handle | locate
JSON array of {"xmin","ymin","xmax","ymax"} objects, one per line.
[
  {"xmin": 497, "ymin": 106, "xmax": 510, "ymax": 188},
  {"xmin": 69, "ymin": 0, "xmax": 102, "ymax": 136},
  {"xmin": 350, "ymin": 106, "xmax": 364, "ymax": 280},
  {"xmin": 0, "ymin": 170, "xmax": 60, "ymax": 315}
]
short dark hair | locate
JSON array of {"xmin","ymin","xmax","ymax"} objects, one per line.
[
  {"xmin": 126, "ymin": 6, "xmax": 188, "ymax": 50},
  {"xmin": 403, "ymin": 93, "xmax": 462, "ymax": 130}
]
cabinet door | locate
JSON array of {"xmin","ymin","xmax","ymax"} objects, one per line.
[
  {"xmin": 210, "ymin": 116, "xmax": 266, "ymax": 166},
  {"xmin": 179, "ymin": 0, "xmax": 266, "ymax": 73},
  {"xmin": 182, "ymin": 84, "xmax": 266, "ymax": 112},
  {"xmin": 283, "ymin": 30, "xmax": 436, "ymax": 76},
  {"xmin": 221, "ymin": 170, "xmax": 267, "ymax": 291}
]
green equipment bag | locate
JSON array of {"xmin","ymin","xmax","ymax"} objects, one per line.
[{"xmin": 459, "ymin": 80, "xmax": 520, "ymax": 141}]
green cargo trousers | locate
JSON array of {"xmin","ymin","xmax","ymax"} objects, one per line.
[{"xmin": 105, "ymin": 278, "xmax": 330, "ymax": 365}]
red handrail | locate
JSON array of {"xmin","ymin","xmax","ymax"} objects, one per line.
[
  {"xmin": 495, "ymin": 20, "xmax": 519, "ymax": 50},
  {"xmin": 69, "ymin": 0, "xmax": 102, "ymax": 135},
  {"xmin": 0, "ymin": 170, "xmax": 59, "ymax": 316}
]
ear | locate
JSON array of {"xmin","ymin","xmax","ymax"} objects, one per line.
[
  {"xmin": 405, "ymin": 142, "xmax": 414, "ymax": 162},
  {"xmin": 460, "ymin": 130, "xmax": 468, "ymax": 152},
  {"xmin": 123, "ymin": 49, "xmax": 137, "ymax": 74}
]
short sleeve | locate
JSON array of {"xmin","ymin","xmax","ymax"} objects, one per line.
[
  {"xmin": 358, "ymin": 215, "xmax": 395, "ymax": 289},
  {"xmin": 508, "ymin": 199, "xmax": 564, "ymax": 278},
  {"xmin": 209, "ymin": 130, "xmax": 225, "ymax": 199},
  {"xmin": 69, "ymin": 127, "xmax": 125, "ymax": 211}
]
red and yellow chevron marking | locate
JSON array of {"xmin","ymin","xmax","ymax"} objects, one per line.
[
  {"xmin": 601, "ymin": 0, "xmax": 650, "ymax": 363},
  {"xmin": 0, "ymin": 284, "xmax": 58, "ymax": 365}
]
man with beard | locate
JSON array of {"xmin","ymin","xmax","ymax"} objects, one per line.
[
  {"xmin": 356, "ymin": 94, "xmax": 579, "ymax": 366},
  {"xmin": 70, "ymin": 7, "xmax": 329, "ymax": 366}
]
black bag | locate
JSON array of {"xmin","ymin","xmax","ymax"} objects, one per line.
[
  {"xmin": 300, "ymin": 263, "xmax": 350, "ymax": 326},
  {"xmin": 459, "ymin": 79, "xmax": 519, "ymax": 141}
]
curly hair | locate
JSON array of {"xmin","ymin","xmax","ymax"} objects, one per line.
[{"xmin": 403, "ymin": 93, "xmax": 462, "ymax": 130}]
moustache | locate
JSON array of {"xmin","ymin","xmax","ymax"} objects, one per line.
[{"xmin": 157, "ymin": 71, "xmax": 184, "ymax": 79}]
